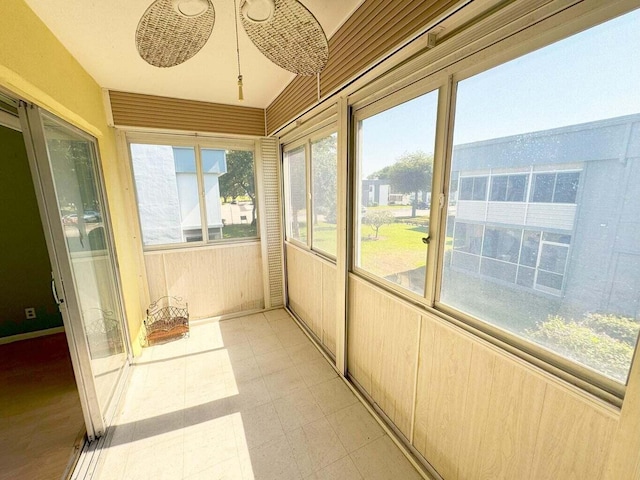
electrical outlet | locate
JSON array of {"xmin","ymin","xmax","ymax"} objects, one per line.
[{"xmin": 25, "ymin": 308, "xmax": 36, "ymax": 319}]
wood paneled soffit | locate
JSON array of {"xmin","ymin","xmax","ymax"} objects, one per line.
[
  {"xmin": 266, "ymin": 0, "xmax": 464, "ymax": 134},
  {"xmin": 109, "ymin": 90, "xmax": 266, "ymax": 137}
]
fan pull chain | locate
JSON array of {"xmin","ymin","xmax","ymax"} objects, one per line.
[{"xmin": 233, "ymin": 0, "xmax": 244, "ymax": 101}]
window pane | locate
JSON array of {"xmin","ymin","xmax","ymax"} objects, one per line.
[
  {"xmin": 356, "ymin": 91, "xmax": 438, "ymax": 296},
  {"xmin": 490, "ymin": 175, "xmax": 507, "ymax": 201},
  {"xmin": 131, "ymin": 144, "xmax": 201, "ymax": 245},
  {"xmin": 284, "ymin": 146, "xmax": 307, "ymax": 243},
  {"xmin": 311, "ymin": 133, "xmax": 338, "ymax": 256},
  {"xmin": 482, "ymin": 227, "xmax": 521, "ymax": 263},
  {"xmin": 472, "ymin": 177, "xmax": 488, "ymax": 200},
  {"xmin": 554, "ymin": 172, "xmax": 580, "ymax": 203},
  {"xmin": 507, "ymin": 174, "xmax": 528, "ymax": 201},
  {"xmin": 532, "ymin": 173, "xmax": 554, "ymax": 202},
  {"xmin": 215, "ymin": 149, "xmax": 258, "ymax": 240},
  {"xmin": 538, "ymin": 244, "xmax": 568, "ymax": 275},
  {"xmin": 519, "ymin": 231, "xmax": 540, "ymax": 267},
  {"xmin": 453, "ymin": 222, "xmax": 483, "ymax": 255},
  {"xmin": 442, "ymin": 9, "xmax": 640, "ymax": 384},
  {"xmin": 459, "ymin": 177, "xmax": 473, "ymax": 200}
]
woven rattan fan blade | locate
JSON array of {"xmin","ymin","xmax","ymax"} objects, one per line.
[
  {"xmin": 240, "ymin": 0, "xmax": 329, "ymax": 76},
  {"xmin": 136, "ymin": 0, "xmax": 215, "ymax": 68}
]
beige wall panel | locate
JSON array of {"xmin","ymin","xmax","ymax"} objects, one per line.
[
  {"xmin": 531, "ymin": 384, "xmax": 618, "ymax": 480},
  {"xmin": 156, "ymin": 244, "xmax": 263, "ymax": 319},
  {"xmin": 414, "ymin": 311, "xmax": 619, "ymax": 480},
  {"xmin": 463, "ymin": 350, "xmax": 547, "ymax": 479},
  {"xmin": 321, "ymin": 262, "xmax": 337, "ymax": 355},
  {"xmin": 286, "ymin": 244, "xmax": 322, "ymax": 337},
  {"xmin": 348, "ymin": 276, "xmax": 419, "ymax": 439},
  {"xmin": 370, "ymin": 294, "xmax": 420, "ymax": 438},
  {"xmin": 413, "ymin": 316, "xmax": 474, "ymax": 480},
  {"xmin": 455, "ymin": 343, "xmax": 496, "ymax": 480},
  {"xmin": 347, "ymin": 276, "xmax": 375, "ymax": 393},
  {"xmin": 144, "ymin": 254, "xmax": 167, "ymax": 303}
]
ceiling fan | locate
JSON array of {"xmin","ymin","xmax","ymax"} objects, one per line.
[{"xmin": 135, "ymin": 0, "xmax": 329, "ymax": 95}]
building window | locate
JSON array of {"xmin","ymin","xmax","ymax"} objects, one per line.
[
  {"xmin": 490, "ymin": 174, "xmax": 529, "ymax": 201},
  {"xmin": 440, "ymin": 7, "xmax": 640, "ymax": 385},
  {"xmin": 459, "ymin": 176, "xmax": 488, "ymax": 201},
  {"xmin": 532, "ymin": 171, "xmax": 580, "ymax": 203},
  {"xmin": 130, "ymin": 140, "xmax": 257, "ymax": 247}
]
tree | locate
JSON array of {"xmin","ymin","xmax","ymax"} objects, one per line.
[
  {"xmin": 219, "ymin": 150, "xmax": 257, "ymax": 224},
  {"xmin": 312, "ymin": 134, "xmax": 337, "ymax": 224},
  {"xmin": 371, "ymin": 151, "xmax": 433, "ymax": 217},
  {"xmin": 362, "ymin": 209, "xmax": 395, "ymax": 238}
]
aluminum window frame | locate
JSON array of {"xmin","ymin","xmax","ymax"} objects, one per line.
[
  {"xmin": 126, "ymin": 132, "xmax": 260, "ymax": 251},
  {"xmin": 282, "ymin": 122, "xmax": 339, "ymax": 263},
  {"xmin": 346, "ymin": 0, "xmax": 640, "ymax": 404}
]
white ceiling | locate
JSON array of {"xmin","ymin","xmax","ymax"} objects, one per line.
[{"xmin": 23, "ymin": 0, "xmax": 363, "ymax": 108}]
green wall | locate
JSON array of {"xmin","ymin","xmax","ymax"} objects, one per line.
[{"xmin": 0, "ymin": 123, "xmax": 62, "ymax": 337}]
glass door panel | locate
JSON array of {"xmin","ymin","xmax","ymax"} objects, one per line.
[
  {"xmin": 21, "ymin": 104, "xmax": 128, "ymax": 438},
  {"xmin": 44, "ymin": 114, "xmax": 127, "ymax": 404}
]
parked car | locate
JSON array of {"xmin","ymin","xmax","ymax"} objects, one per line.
[{"xmin": 62, "ymin": 211, "xmax": 101, "ymax": 225}]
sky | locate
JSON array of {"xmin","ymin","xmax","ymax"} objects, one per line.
[{"xmin": 360, "ymin": 8, "xmax": 640, "ymax": 178}]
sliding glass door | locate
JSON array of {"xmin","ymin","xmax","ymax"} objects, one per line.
[{"xmin": 20, "ymin": 104, "xmax": 128, "ymax": 440}]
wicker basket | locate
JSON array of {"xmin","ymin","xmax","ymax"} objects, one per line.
[{"xmin": 144, "ymin": 296, "xmax": 189, "ymax": 346}]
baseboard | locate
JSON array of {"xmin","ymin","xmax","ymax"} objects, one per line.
[{"xmin": 0, "ymin": 326, "xmax": 65, "ymax": 345}]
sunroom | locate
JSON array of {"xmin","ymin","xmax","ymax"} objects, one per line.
[{"xmin": 1, "ymin": 0, "xmax": 639, "ymax": 479}]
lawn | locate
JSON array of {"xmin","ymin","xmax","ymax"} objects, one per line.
[
  {"xmin": 359, "ymin": 221, "xmax": 428, "ymax": 279},
  {"xmin": 222, "ymin": 224, "xmax": 257, "ymax": 239}
]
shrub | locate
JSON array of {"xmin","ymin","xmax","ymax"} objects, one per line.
[{"xmin": 527, "ymin": 314, "xmax": 639, "ymax": 382}]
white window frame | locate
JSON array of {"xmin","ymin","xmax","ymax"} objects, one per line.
[
  {"xmin": 126, "ymin": 132, "xmax": 259, "ymax": 251},
  {"xmin": 282, "ymin": 123, "xmax": 339, "ymax": 262},
  {"xmin": 346, "ymin": 0, "xmax": 640, "ymax": 404}
]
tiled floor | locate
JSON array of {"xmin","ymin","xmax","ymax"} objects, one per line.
[{"xmin": 93, "ymin": 309, "xmax": 423, "ymax": 480}]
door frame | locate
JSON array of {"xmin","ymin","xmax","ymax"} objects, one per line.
[{"xmin": 18, "ymin": 100, "xmax": 131, "ymax": 440}]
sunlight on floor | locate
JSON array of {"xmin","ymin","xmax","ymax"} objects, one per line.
[{"xmin": 92, "ymin": 309, "xmax": 422, "ymax": 480}]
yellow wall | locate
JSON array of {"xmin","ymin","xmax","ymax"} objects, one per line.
[{"xmin": 0, "ymin": 0, "xmax": 148, "ymax": 355}]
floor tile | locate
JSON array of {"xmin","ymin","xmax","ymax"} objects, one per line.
[
  {"xmin": 256, "ymin": 348, "xmax": 293, "ymax": 376},
  {"xmin": 90, "ymin": 312, "xmax": 423, "ymax": 480},
  {"xmin": 286, "ymin": 417, "xmax": 347, "ymax": 477},
  {"xmin": 263, "ymin": 365, "xmax": 307, "ymax": 400},
  {"xmin": 350, "ymin": 435, "xmax": 423, "ymax": 480},
  {"xmin": 285, "ymin": 342, "xmax": 325, "ymax": 365},
  {"xmin": 297, "ymin": 357, "xmax": 337, "ymax": 387},
  {"xmin": 309, "ymin": 377, "xmax": 358, "ymax": 416},
  {"xmin": 263, "ymin": 309, "xmax": 292, "ymax": 322},
  {"xmin": 249, "ymin": 333, "xmax": 284, "ymax": 356},
  {"xmin": 273, "ymin": 387, "xmax": 325, "ymax": 432},
  {"xmin": 277, "ymin": 328, "xmax": 310, "ymax": 348},
  {"xmin": 326, "ymin": 402, "xmax": 384, "ymax": 453},
  {"xmin": 305, "ymin": 455, "xmax": 364, "ymax": 480},
  {"xmin": 242, "ymin": 435, "xmax": 303, "ymax": 480},
  {"xmin": 234, "ymin": 402, "xmax": 285, "ymax": 450}
]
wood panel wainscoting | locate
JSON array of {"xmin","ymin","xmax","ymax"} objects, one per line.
[
  {"xmin": 285, "ymin": 243, "xmax": 337, "ymax": 356},
  {"xmin": 347, "ymin": 274, "xmax": 620, "ymax": 479},
  {"xmin": 144, "ymin": 243, "xmax": 265, "ymax": 321}
]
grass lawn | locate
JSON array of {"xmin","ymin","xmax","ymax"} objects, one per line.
[
  {"xmin": 222, "ymin": 224, "xmax": 257, "ymax": 239},
  {"xmin": 312, "ymin": 224, "xmax": 337, "ymax": 256},
  {"xmin": 360, "ymin": 222, "xmax": 428, "ymax": 278}
]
